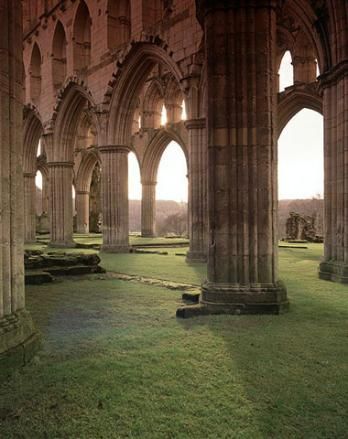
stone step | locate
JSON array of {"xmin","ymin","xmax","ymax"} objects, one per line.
[{"xmin": 25, "ymin": 271, "xmax": 54, "ymax": 285}]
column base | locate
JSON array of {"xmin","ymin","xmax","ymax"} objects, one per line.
[
  {"xmin": 0, "ymin": 310, "xmax": 41, "ymax": 381},
  {"xmin": 319, "ymin": 261, "xmax": 348, "ymax": 283},
  {"xmin": 141, "ymin": 233, "xmax": 156, "ymax": 238},
  {"xmin": 177, "ymin": 281, "xmax": 289, "ymax": 318},
  {"xmin": 186, "ymin": 251, "xmax": 207, "ymax": 263},
  {"xmin": 48, "ymin": 241, "xmax": 76, "ymax": 248},
  {"xmin": 101, "ymin": 245, "xmax": 130, "ymax": 254}
]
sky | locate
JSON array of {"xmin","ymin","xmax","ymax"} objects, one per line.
[{"xmin": 36, "ymin": 51, "xmax": 324, "ymax": 202}]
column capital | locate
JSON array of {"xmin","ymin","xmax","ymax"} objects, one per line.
[
  {"xmin": 23, "ymin": 172, "xmax": 36, "ymax": 178},
  {"xmin": 319, "ymin": 60, "xmax": 348, "ymax": 90},
  {"xmin": 47, "ymin": 161, "xmax": 74, "ymax": 168},
  {"xmin": 185, "ymin": 118, "xmax": 206, "ymax": 130},
  {"xmin": 98, "ymin": 145, "xmax": 131, "ymax": 154}
]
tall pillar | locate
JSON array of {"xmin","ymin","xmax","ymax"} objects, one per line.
[
  {"xmin": 178, "ymin": 0, "xmax": 288, "ymax": 317},
  {"xmin": 100, "ymin": 145, "xmax": 130, "ymax": 252},
  {"xmin": 0, "ymin": 0, "xmax": 40, "ymax": 377},
  {"xmin": 186, "ymin": 118, "xmax": 208, "ymax": 262},
  {"xmin": 48, "ymin": 162, "xmax": 75, "ymax": 247},
  {"xmin": 319, "ymin": 62, "xmax": 348, "ymax": 282},
  {"xmin": 41, "ymin": 172, "xmax": 49, "ymax": 215},
  {"xmin": 23, "ymin": 172, "xmax": 37, "ymax": 243},
  {"xmin": 141, "ymin": 181, "xmax": 157, "ymax": 237},
  {"xmin": 76, "ymin": 190, "xmax": 90, "ymax": 234}
]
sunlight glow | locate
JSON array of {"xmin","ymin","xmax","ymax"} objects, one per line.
[
  {"xmin": 279, "ymin": 51, "xmax": 293, "ymax": 92},
  {"xmin": 156, "ymin": 141, "xmax": 188, "ymax": 202},
  {"xmin": 160, "ymin": 104, "xmax": 167, "ymax": 126},
  {"xmin": 128, "ymin": 152, "xmax": 142, "ymax": 200},
  {"xmin": 278, "ymin": 109, "xmax": 323, "ymax": 199},
  {"xmin": 181, "ymin": 99, "xmax": 187, "ymax": 121},
  {"xmin": 37, "ymin": 138, "xmax": 42, "ymax": 157},
  {"xmin": 35, "ymin": 170, "xmax": 43, "ymax": 189}
]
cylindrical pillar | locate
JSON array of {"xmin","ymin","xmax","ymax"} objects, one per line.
[
  {"xmin": 0, "ymin": 0, "xmax": 40, "ymax": 375},
  {"xmin": 319, "ymin": 63, "xmax": 348, "ymax": 282},
  {"xmin": 141, "ymin": 181, "xmax": 157, "ymax": 237},
  {"xmin": 186, "ymin": 118, "xmax": 208, "ymax": 262},
  {"xmin": 100, "ymin": 145, "xmax": 130, "ymax": 252},
  {"xmin": 75, "ymin": 190, "xmax": 90, "ymax": 234},
  {"xmin": 23, "ymin": 172, "xmax": 37, "ymax": 243},
  {"xmin": 178, "ymin": 0, "xmax": 288, "ymax": 317},
  {"xmin": 48, "ymin": 162, "xmax": 75, "ymax": 247}
]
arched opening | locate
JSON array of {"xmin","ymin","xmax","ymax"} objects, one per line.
[
  {"xmin": 73, "ymin": 0, "xmax": 92, "ymax": 72},
  {"xmin": 155, "ymin": 141, "xmax": 188, "ymax": 237},
  {"xmin": 279, "ymin": 50, "xmax": 293, "ymax": 92},
  {"xmin": 30, "ymin": 43, "xmax": 42, "ymax": 104},
  {"xmin": 52, "ymin": 21, "xmax": 67, "ymax": 89},
  {"xmin": 106, "ymin": 0, "xmax": 131, "ymax": 50},
  {"xmin": 278, "ymin": 109, "xmax": 324, "ymax": 241}
]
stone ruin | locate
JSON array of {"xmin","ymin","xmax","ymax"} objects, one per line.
[{"xmin": 286, "ymin": 212, "xmax": 323, "ymax": 243}]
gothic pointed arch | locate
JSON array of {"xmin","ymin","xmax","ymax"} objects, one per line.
[
  {"xmin": 278, "ymin": 84, "xmax": 323, "ymax": 136},
  {"xmin": 105, "ymin": 39, "xmax": 185, "ymax": 146},
  {"xmin": 23, "ymin": 105, "xmax": 44, "ymax": 174},
  {"xmin": 73, "ymin": 0, "xmax": 92, "ymax": 72},
  {"xmin": 29, "ymin": 43, "xmax": 42, "ymax": 104},
  {"xmin": 141, "ymin": 128, "xmax": 188, "ymax": 184},
  {"xmin": 75, "ymin": 149, "xmax": 100, "ymax": 193},
  {"xmin": 51, "ymin": 79, "xmax": 99, "ymax": 162},
  {"xmin": 52, "ymin": 20, "xmax": 67, "ymax": 89}
]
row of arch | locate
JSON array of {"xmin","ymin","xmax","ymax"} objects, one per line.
[{"xmin": 27, "ymin": 0, "xmax": 177, "ymax": 104}]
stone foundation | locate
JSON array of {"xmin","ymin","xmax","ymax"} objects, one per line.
[
  {"xmin": 0, "ymin": 310, "xmax": 41, "ymax": 381},
  {"xmin": 177, "ymin": 282, "xmax": 288, "ymax": 318},
  {"xmin": 319, "ymin": 261, "xmax": 348, "ymax": 283}
]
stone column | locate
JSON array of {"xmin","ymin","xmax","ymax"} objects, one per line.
[
  {"xmin": 48, "ymin": 162, "xmax": 75, "ymax": 247},
  {"xmin": 0, "ymin": 0, "xmax": 40, "ymax": 377},
  {"xmin": 186, "ymin": 118, "xmax": 208, "ymax": 262},
  {"xmin": 23, "ymin": 172, "xmax": 37, "ymax": 243},
  {"xmin": 178, "ymin": 0, "xmax": 288, "ymax": 317},
  {"xmin": 141, "ymin": 181, "xmax": 157, "ymax": 237},
  {"xmin": 76, "ymin": 190, "xmax": 90, "ymax": 234},
  {"xmin": 100, "ymin": 145, "xmax": 130, "ymax": 252},
  {"xmin": 319, "ymin": 62, "xmax": 348, "ymax": 282}
]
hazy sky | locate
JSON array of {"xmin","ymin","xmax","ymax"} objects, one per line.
[
  {"xmin": 36, "ymin": 51, "xmax": 324, "ymax": 202},
  {"xmin": 128, "ymin": 141, "xmax": 188, "ymax": 201}
]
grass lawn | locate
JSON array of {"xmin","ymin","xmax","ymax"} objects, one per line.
[{"xmin": 1, "ymin": 243, "xmax": 347, "ymax": 438}]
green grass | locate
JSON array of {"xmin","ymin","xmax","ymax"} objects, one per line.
[{"xmin": 1, "ymin": 243, "xmax": 348, "ymax": 438}]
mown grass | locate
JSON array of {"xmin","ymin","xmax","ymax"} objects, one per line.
[{"xmin": 1, "ymin": 243, "xmax": 347, "ymax": 438}]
